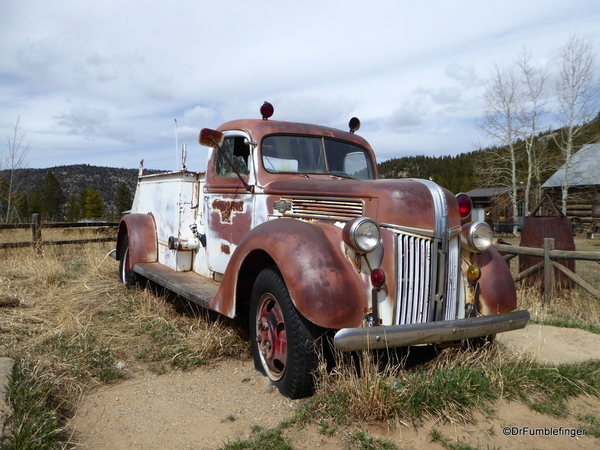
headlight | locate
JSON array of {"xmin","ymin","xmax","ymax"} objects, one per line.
[
  {"xmin": 462, "ymin": 221, "xmax": 493, "ymax": 252},
  {"xmin": 343, "ymin": 217, "xmax": 381, "ymax": 253}
]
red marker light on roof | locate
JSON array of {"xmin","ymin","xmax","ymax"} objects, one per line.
[
  {"xmin": 456, "ymin": 193, "xmax": 472, "ymax": 219},
  {"xmin": 260, "ymin": 102, "xmax": 274, "ymax": 120}
]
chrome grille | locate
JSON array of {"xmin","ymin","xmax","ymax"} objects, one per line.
[
  {"xmin": 282, "ymin": 197, "xmax": 364, "ymax": 221},
  {"xmin": 445, "ymin": 237, "xmax": 460, "ymax": 321},
  {"xmin": 394, "ymin": 233, "xmax": 460, "ymax": 325}
]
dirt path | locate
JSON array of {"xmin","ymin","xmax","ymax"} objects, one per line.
[{"xmin": 71, "ymin": 325, "xmax": 600, "ymax": 449}]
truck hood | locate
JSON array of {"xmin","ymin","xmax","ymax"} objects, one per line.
[{"xmin": 264, "ymin": 178, "xmax": 461, "ymax": 231}]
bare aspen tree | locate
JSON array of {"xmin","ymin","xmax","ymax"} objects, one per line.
[
  {"xmin": 555, "ymin": 34, "xmax": 599, "ymax": 215},
  {"xmin": 516, "ymin": 48, "xmax": 548, "ymax": 214},
  {"xmin": 477, "ymin": 64, "xmax": 524, "ymax": 235},
  {"xmin": 1, "ymin": 117, "xmax": 30, "ymax": 223}
]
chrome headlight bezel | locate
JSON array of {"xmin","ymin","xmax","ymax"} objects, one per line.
[
  {"xmin": 343, "ymin": 217, "xmax": 381, "ymax": 253},
  {"xmin": 463, "ymin": 221, "xmax": 494, "ymax": 253}
]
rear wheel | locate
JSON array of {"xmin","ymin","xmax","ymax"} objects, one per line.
[
  {"xmin": 119, "ymin": 235, "xmax": 138, "ymax": 287},
  {"xmin": 250, "ymin": 267, "xmax": 320, "ymax": 399}
]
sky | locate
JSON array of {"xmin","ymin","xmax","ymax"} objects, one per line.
[{"xmin": 1, "ymin": 0, "xmax": 600, "ymax": 172}]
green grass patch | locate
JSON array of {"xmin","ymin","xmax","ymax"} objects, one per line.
[
  {"xmin": 218, "ymin": 425, "xmax": 292, "ymax": 450},
  {"xmin": 578, "ymin": 414, "xmax": 600, "ymax": 438},
  {"xmin": 35, "ymin": 331, "xmax": 125, "ymax": 383},
  {"xmin": 303, "ymin": 347, "xmax": 600, "ymax": 426},
  {"xmin": 133, "ymin": 317, "xmax": 210, "ymax": 371},
  {"xmin": 429, "ymin": 428, "xmax": 480, "ymax": 450},
  {"xmin": 530, "ymin": 317, "xmax": 600, "ymax": 334},
  {"xmin": 2, "ymin": 360, "xmax": 67, "ymax": 450},
  {"xmin": 349, "ymin": 431, "xmax": 399, "ymax": 450}
]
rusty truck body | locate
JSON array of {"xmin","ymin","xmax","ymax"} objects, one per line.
[{"xmin": 116, "ymin": 104, "xmax": 529, "ymax": 399}]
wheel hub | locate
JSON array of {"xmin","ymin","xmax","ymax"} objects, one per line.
[{"xmin": 256, "ymin": 294, "xmax": 287, "ymax": 381}]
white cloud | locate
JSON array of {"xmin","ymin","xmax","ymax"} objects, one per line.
[{"xmin": 1, "ymin": 0, "xmax": 599, "ymax": 170}]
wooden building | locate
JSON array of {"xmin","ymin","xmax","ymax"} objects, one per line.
[{"xmin": 541, "ymin": 143, "xmax": 600, "ymax": 233}]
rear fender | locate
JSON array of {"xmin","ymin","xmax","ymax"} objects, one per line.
[
  {"xmin": 117, "ymin": 214, "xmax": 158, "ymax": 266},
  {"xmin": 209, "ymin": 218, "xmax": 368, "ymax": 329}
]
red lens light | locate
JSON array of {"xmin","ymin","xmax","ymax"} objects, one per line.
[
  {"xmin": 260, "ymin": 101, "xmax": 274, "ymax": 120},
  {"xmin": 456, "ymin": 193, "xmax": 472, "ymax": 219},
  {"xmin": 371, "ymin": 268, "xmax": 386, "ymax": 287}
]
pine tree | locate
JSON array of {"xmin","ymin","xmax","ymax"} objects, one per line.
[
  {"xmin": 79, "ymin": 189, "xmax": 105, "ymax": 219},
  {"xmin": 66, "ymin": 195, "xmax": 81, "ymax": 222},
  {"xmin": 114, "ymin": 182, "xmax": 132, "ymax": 216},
  {"xmin": 28, "ymin": 192, "xmax": 42, "ymax": 216},
  {"xmin": 39, "ymin": 169, "xmax": 65, "ymax": 220}
]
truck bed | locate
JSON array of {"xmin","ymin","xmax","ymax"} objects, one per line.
[{"xmin": 134, "ymin": 262, "xmax": 219, "ymax": 309}]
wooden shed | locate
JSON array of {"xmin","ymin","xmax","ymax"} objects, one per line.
[{"xmin": 541, "ymin": 143, "xmax": 600, "ymax": 233}]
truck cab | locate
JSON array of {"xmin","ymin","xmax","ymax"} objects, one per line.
[{"xmin": 116, "ymin": 103, "xmax": 529, "ymax": 399}]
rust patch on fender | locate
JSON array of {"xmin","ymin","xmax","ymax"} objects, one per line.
[
  {"xmin": 221, "ymin": 243, "xmax": 231, "ymax": 255},
  {"xmin": 211, "ymin": 199, "xmax": 244, "ymax": 223}
]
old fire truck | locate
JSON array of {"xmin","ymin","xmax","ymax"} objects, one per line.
[{"xmin": 116, "ymin": 103, "xmax": 529, "ymax": 399}]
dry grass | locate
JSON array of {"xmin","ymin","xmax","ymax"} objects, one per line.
[
  {"xmin": 309, "ymin": 344, "xmax": 512, "ymax": 425},
  {"xmin": 0, "ymin": 225, "xmax": 116, "ymax": 245},
  {"xmin": 307, "ymin": 342, "xmax": 600, "ymax": 428},
  {"xmin": 0, "ymin": 243, "xmax": 249, "ymax": 407},
  {"xmin": 518, "ymin": 285, "xmax": 600, "ymax": 330}
]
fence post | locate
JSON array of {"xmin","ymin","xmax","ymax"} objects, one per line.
[
  {"xmin": 31, "ymin": 213, "xmax": 42, "ymax": 254},
  {"xmin": 543, "ymin": 238, "xmax": 555, "ymax": 304}
]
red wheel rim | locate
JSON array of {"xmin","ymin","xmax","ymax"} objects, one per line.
[{"xmin": 256, "ymin": 293, "xmax": 287, "ymax": 381}]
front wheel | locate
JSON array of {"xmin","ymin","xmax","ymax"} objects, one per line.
[{"xmin": 250, "ymin": 267, "xmax": 320, "ymax": 399}]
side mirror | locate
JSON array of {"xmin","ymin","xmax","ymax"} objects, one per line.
[{"xmin": 199, "ymin": 128, "xmax": 224, "ymax": 148}]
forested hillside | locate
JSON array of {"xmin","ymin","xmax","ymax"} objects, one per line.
[
  {"xmin": 0, "ymin": 165, "xmax": 165, "ymax": 222},
  {"xmin": 377, "ymin": 152, "xmax": 480, "ymax": 194},
  {"xmin": 378, "ymin": 114, "xmax": 600, "ymax": 193}
]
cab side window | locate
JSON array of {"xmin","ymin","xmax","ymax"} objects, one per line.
[{"xmin": 215, "ymin": 136, "xmax": 250, "ymax": 178}]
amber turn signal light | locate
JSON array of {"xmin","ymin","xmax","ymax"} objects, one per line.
[{"xmin": 467, "ymin": 264, "xmax": 481, "ymax": 282}]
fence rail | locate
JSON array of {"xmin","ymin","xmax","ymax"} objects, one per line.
[
  {"xmin": 0, "ymin": 214, "xmax": 118, "ymax": 251},
  {"xmin": 494, "ymin": 238, "xmax": 600, "ymax": 302}
]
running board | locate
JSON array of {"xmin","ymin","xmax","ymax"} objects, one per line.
[{"xmin": 133, "ymin": 262, "xmax": 219, "ymax": 309}]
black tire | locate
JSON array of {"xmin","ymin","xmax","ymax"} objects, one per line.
[
  {"xmin": 250, "ymin": 267, "xmax": 320, "ymax": 399},
  {"xmin": 119, "ymin": 235, "xmax": 138, "ymax": 287}
]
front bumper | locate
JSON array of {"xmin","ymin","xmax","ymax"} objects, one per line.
[{"xmin": 334, "ymin": 310, "xmax": 530, "ymax": 351}]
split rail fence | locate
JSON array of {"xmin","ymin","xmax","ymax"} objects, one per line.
[
  {"xmin": 0, "ymin": 214, "xmax": 118, "ymax": 253},
  {"xmin": 494, "ymin": 238, "xmax": 600, "ymax": 303}
]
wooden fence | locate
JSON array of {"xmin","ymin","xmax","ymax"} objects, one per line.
[
  {"xmin": 0, "ymin": 214, "xmax": 118, "ymax": 252},
  {"xmin": 494, "ymin": 238, "xmax": 600, "ymax": 303}
]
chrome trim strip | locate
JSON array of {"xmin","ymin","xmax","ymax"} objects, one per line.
[
  {"xmin": 380, "ymin": 223, "xmax": 435, "ymax": 238},
  {"xmin": 279, "ymin": 196, "xmax": 365, "ymax": 220},
  {"xmin": 411, "ymin": 179, "xmax": 448, "ymax": 243}
]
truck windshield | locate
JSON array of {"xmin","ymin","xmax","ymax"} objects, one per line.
[{"xmin": 261, "ymin": 135, "xmax": 374, "ymax": 180}]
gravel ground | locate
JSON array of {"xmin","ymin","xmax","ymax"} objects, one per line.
[{"xmin": 70, "ymin": 326, "xmax": 600, "ymax": 449}]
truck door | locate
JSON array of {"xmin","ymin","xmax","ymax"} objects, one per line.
[{"xmin": 204, "ymin": 132, "xmax": 254, "ymax": 276}]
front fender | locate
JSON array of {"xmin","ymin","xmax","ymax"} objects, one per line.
[
  {"xmin": 475, "ymin": 246, "xmax": 517, "ymax": 314},
  {"xmin": 209, "ymin": 218, "xmax": 367, "ymax": 329},
  {"xmin": 117, "ymin": 214, "xmax": 158, "ymax": 266}
]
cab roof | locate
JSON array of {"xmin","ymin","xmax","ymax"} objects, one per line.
[{"xmin": 216, "ymin": 119, "xmax": 372, "ymax": 149}]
